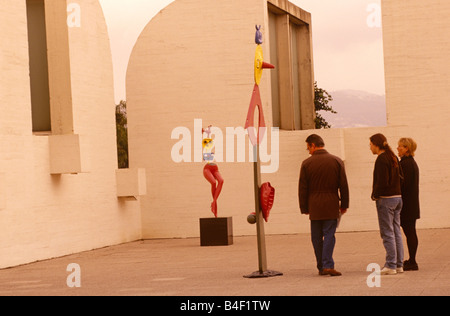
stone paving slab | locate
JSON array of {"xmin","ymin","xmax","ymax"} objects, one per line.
[{"xmin": 0, "ymin": 229, "xmax": 448, "ymax": 296}]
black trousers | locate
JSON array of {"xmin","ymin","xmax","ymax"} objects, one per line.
[{"xmin": 401, "ymin": 219, "xmax": 418, "ymax": 263}]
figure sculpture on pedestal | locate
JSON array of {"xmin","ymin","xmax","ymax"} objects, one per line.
[{"xmin": 202, "ymin": 125, "xmax": 224, "ymax": 218}]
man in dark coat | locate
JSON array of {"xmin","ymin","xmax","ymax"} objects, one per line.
[{"xmin": 299, "ymin": 134, "xmax": 349, "ymax": 276}]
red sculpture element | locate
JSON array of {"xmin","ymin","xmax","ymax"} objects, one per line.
[
  {"xmin": 245, "ymin": 84, "xmax": 266, "ymax": 146},
  {"xmin": 260, "ymin": 182, "xmax": 275, "ymax": 222},
  {"xmin": 203, "ymin": 163, "xmax": 224, "ymax": 218},
  {"xmin": 261, "ymin": 62, "xmax": 275, "ymax": 70},
  {"xmin": 202, "ymin": 126, "xmax": 212, "ymax": 138}
]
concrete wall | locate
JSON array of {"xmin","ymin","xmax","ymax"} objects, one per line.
[
  {"xmin": 380, "ymin": 0, "xmax": 450, "ymax": 229},
  {"xmin": 127, "ymin": 0, "xmax": 450, "ymax": 240},
  {"xmin": 0, "ymin": 0, "xmax": 142, "ymax": 269},
  {"xmin": 382, "ymin": 0, "xmax": 450, "ymax": 128},
  {"xmin": 127, "ymin": 0, "xmax": 272, "ymax": 238}
]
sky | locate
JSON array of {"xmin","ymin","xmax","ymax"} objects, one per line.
[{"xmin": 99, "ymin": 0, "xmax": 385, "ymax": 104}]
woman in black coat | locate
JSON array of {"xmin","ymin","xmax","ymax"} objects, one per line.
[{"xmin": 397, "ymin": 138, "xmax": 420, "ymax": 271}]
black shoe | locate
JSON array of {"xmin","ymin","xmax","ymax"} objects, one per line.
[
  {"xmin": 403, "ymin": 259, "xmax": 419, "ymax": 271},
  {"xmin": 321, "ymin": 268, "xmax": 342, "ymax": 276}
]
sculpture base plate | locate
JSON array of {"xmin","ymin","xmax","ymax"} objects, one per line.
[{"xmin": 243, "ymin": 270, "xmax": 283, "ymax": 279}]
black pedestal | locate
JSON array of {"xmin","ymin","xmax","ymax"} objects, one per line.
[{"xmin": 199, "ymin": 217, "xmax": 233, "ymax": 246}]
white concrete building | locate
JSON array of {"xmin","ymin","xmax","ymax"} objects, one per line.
[
  {"xmin": 0, "ymin": 0, "xmax": 449, "ymax": 269},
  {"xmin": 0, "ymin": 0, "xmax": 144, "ymax": 269}
]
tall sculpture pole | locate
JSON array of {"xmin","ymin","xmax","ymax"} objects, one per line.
[{"xmin": 244, "ymin": 26, "xmax": 282, "ymax": 278}]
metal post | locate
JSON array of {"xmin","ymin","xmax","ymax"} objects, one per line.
[
  {"xmin": 244, "ymin": 143, "xmax": 282, "ymax": 278},
  {"xmin": 253, "ymin": 144, "xmax": 267, "ymax": 273}
]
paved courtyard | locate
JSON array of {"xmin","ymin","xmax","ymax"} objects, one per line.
[{"xmin": 0, "ymin": 229, "xmax": 448, "ymax": 297}]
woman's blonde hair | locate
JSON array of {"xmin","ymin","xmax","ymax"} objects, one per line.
[{"xmin": 398, "ymin": 138, "xmax": 418, "ymax": 157}]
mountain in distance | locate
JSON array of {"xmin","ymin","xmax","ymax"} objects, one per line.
[{"xmin": 319, "ymin": 90, "xmax": 387, "ymax": 128}]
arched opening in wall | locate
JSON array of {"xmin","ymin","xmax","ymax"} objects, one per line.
[{"xmin": 285, "ymin": 0, "xmax": 387, "ymax": 129}]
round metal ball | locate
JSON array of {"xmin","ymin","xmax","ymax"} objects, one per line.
[{"xmin": 247, "ymin": 213, "xmax": 257, "ymax": 224}]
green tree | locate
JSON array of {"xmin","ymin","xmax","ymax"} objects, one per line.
[
  {"xmin": 116, "ymin": 100, "xmax": 129, "ymax": 169},
  {"xmin": 314, "ymin": 82, "xmax": 337, "ymax": 129}
]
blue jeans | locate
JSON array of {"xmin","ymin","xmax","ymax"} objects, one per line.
[
  {"xmin": 376, "ymin": 198, "xmax": 404, "ymax": 269},
  {"xmin": 311, "ymin": 220, "xmax": 337, "ymax": 270}
]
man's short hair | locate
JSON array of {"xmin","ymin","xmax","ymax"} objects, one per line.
[{"xmin": 305, "ymin": 134, "xmax": 325, "ymax": 147}]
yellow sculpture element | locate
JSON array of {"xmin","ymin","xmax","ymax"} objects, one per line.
[
  {"xmin": 202, "ymin": 138, "xmax": 213, "ymax": 150},
  {"xmin": 254, "ymin": 45, "xmax": 264, "ymax": 86}
]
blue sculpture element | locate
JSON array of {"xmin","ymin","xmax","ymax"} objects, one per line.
[{"xmin": 255, "ymin": 25, "xmax": 263, "ymax": 45}]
